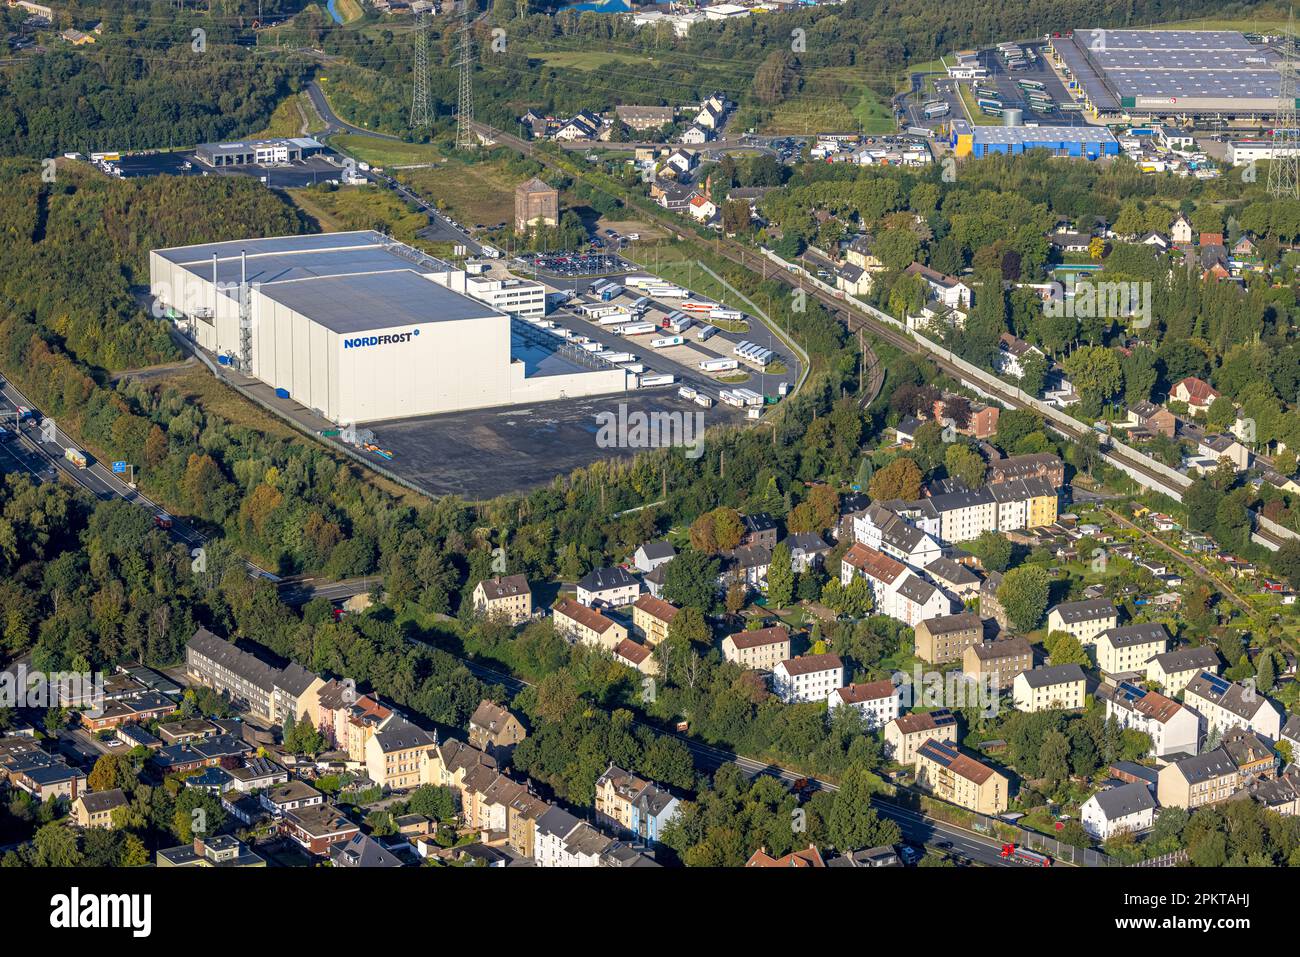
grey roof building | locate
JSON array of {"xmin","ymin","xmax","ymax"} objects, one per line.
[{"xmin": 330, "ymin": 832, "xmax": 405, "ymax": 868}]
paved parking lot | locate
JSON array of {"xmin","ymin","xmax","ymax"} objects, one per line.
[
  {"xmin": 367, "ymin": 392, "xmax": 744, "ymax": 498},
  {"xmin": 111, "ymin": 151, "xmax": 348, "ymax": 188},
  {"xmin": 523, "ymin": 253, "xmax": 630, "ymax": 278}
]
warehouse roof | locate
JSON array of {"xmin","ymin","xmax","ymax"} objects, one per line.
[
  {"xmin": 969, "ymin": 125, "xmax": 1118, "ymax": 146},
  {"xmin": 152, "ymin": 230, "xmax": 470, "ymax": 323},
  {"xmin": 1061, "ymin": 30, "xmax": 1281, "ymax": 109},
  {"xmin": 256, "ymin": 268, "xmax": 501, "ymax": 334}
]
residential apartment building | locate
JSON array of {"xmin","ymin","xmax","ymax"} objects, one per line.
[
  {"xmin": 721, "ymin": 625, "xmax": 791, "ymax": 672},
  {"xmin": 1146, "ymin": 645, "xmax": 1222, "ymax": 697},
  {"xmin": 884, "ymin": 709, "xmax": 958, "ymax": 766},
  {"xmin": 185, "ymin": 627, "xmax": 324, "ymax": 726},
  {"xmin": 280, "ymin": 804, "xmax": 360, "ymax": 855},
  {"xmin": 925, "ymin": 487, "xmax": 998, "ymax": 544},
  {"xmin": 1095, "ymin": 623, "xmax": 1169, "ymax": 677},
  {"xmin": 913, "ymin": 612, "xmax": 984, "ymax": 664},
  {"xmin": 784, "ymin": 532, "xmax": 832, "ymax": 573},
  {"xmin": 72, "ymin": 789, "xmax": 127, "ymax": 829},
  {"xmin": 841, "ymin": 543, "xmax": 955, "ymax": 626},
  {"xmin": 77, "ymin": 691, "xmax": 176, "ymax": 733},
  {"xmin": 1221, "ymin": 727, "xmax": 1277, "ymax": 782},
  {"xmin": 772, "ymin": 654, "xmax": 845, "ymax": 704},
  {"xmin": 1046, "ymin": 599, "xmax": 1118, "ymax": 647},
  {"xmin": 924, "ymin": 556, "xmax": 981, "ymax": 601},
  {"xmin": 576, "ymin": 566, "xmax": 641, "ymax": 607},
  {"xmin": 985, "ymin": 452, "xmax": 1065, "ymax": 488},
  {"xmin": 363, "ymin": 714, "xmax": 438, "ymax": 791},
  {"xmin": 468, "ymin": 699, "xmax": 527, "ymax": 759},
  {"xmin": 1183, "ymin": 672, "xmax": 1284, "ymax": 742},
  {"xmin": 553, "ymin": 597, "xmax": 628, "ymax": 651},
  {"xmin": 740, "ymin": 512, "xmax": 779, "ymax": 549},
  {"xmin": 471, "ymin": 575, "xmax": 533, "ymax": 624},
  {"xmin": 1101, "ymin": 681, "xmax": 1199, "ymax": 758},
  {"xmin": 853, "ymin": 503, "xmax": 943, "ymax": 568},
  {"xmin": 1158, "ymin": 748, "xmax": 1239, "ymax": 809},
  {"xmin": 963, "ymin": 636, "xmax": 1034, "ymax": 690},
  {"xmin": 613, "ymin": 638, "xmax": 658, "ymax": 676},
  {"xmin": 1012, "ymin": 664, "xmax": 1087, "ymax": 712},
  {"xmin": 594, "ymin": 763, "xmax": 681, "ymax": 844},
  {"xmin": 988, "ymin": 477, "xmax": 1059, "ymax": 530},
  {"xmin": 914, "ymin": 739, "xmax": 1008, "ymax": 815},
  {"xmin": 828, "ymin": 680, "xmax": 902, "ymax": 729},
  {"xmin": 631, "ymin": 594, "xmax": 679, "ymax": 647}
]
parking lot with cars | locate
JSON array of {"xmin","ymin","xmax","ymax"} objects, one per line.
[{"xmin": 522, "ymin": 253, "xmax": 630, "ymax": 278}]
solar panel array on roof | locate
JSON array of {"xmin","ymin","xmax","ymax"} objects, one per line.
[
  {"xmin": 1115, "ymin": 681, "xmax": 1146, "ymax": 704},
  {"xmin": 920, "ymin": 738, "xmax": 961, "ymax": 764},
  {"xmin": 1199, "ymin": 671, "xmax": 1232, "ymax": 695}
]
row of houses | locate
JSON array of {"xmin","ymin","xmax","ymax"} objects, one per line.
[{"xmin": 522, "ymin": 93, "xmax": 731, "ymax": 145}]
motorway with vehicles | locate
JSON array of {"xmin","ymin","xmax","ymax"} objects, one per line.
[{"xmin": 0, "ymin": 375, "xmax": 382, "ymax": 602}]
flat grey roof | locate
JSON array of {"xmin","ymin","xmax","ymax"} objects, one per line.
[
  {"xmin": 971, "ymin": 126, "xmax": 1117, "ymax": 145},
  {"xmin": 154, "ymin": 231, "xmax": 502, "ymax": 334},
  {"xmin": 1064, "ymin": 30, "xmax": 1282, "ymax": 106},
  {"xmin": 155, "ymin": 231, "xmax": 451, "ymax": 292},
  {"xmin": 257, "ymin": 269, "xmax": 503, "ymax": 334}
]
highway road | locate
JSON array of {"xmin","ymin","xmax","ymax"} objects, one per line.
[
  {"xmin": 0, "ymin": 374, "xmax": 284, "ymax": 585},
  {"xmin": 422, "ymin": 639, "xmax": 1021, "ymax": 866},
  {"xmin": 306, "ymin": 79, "xmax": 400, "ymax": 141}
]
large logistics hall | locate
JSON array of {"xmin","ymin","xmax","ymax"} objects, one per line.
[
  {"xmin": 948, "ymin": 119, "xmax": 1119, "ymax": 158},
  {"xmin": 148, "ymin": 231, "xmax": 629, "ymax": 424},
  {"xmin": 1048, "ymin": 29, "xmax": 1288, "ymax": 118}
]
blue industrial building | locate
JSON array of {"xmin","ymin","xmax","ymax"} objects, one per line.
[{"xmin": 949, "ymin": 119, "xmax": 1119, "ymax": 159}]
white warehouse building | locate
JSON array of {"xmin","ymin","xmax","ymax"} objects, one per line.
[{"xmin": 149, "ymin": 231, "xmax": 627, "ymax": 425}]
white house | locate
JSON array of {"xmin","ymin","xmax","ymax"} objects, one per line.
[
  {"xmin": 687, "ymin": 193, "xmax": 717, "ymax": 222},
  {"xmin": 772, "ymin": 654, "xmax": 844, "ymax": 704},
  {"xmin": 1012, "ymin": 664, "xmax": 1087, "ymax": 712},
  {"xmin": 633, "ymin": 541, "xmax": 675, "ymax": 574},
  {"xmin": 1183, "ymin": 672, "xmax": 1284, "ymax": 742},
  {"xmin": 680, "ymin": 125, "xmax": 712, "ymax": 145},
  {"xmin": 576, "ymin": 566, "xmax": 641, "ymax": 607},
  {"xmin": 1095, "ymin": 623, "xmax": 1168, "ymax": 677},
  {"xmin": 854, "ymin": 503, "xmax": 943, "ymax": 568},
  {"xmin": 841, "ymin": 543, "xmax": 954, "ymax": 626},
  {"xmin": 1145, "ymin": 645, "xmax": 1221, "ymax": 697},
  {"xmin": 827, "ymin": 679, "xmax": 901, "ymax": 729},
  {"xmin": 1102, "ymin": 681, "xmax": 1199, "ymax": 758},
  {"xmin": 1046, "ymin": 599, "xmax": 1118, "ymax": 647},
  {"xmin": 1080, "ymin": 783, "xmax": 1157, "ymax": 840},
  {"xmin": 996, "ymin": 333, "xmax": 1043, "ymax": 380},
  {"xmin": 903, "ymin": 262, "xmax": 972, "ymax": 309}
]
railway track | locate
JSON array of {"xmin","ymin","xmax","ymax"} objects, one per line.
[{"xmin": 473, "ymin": 122, "xmax": 1295, "ymax": 553}]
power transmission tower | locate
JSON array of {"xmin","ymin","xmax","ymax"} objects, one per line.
[
  {"xmin": 455, "ymin": 4, "xmax": 476, "ymax": 149},
  {"xmin": 409, "ymin": 13, "xmax": 432, "ymax": 129},
  {"xmin": 1269, "ymin": 10, "xmax": 1300, "ymax": 199}
]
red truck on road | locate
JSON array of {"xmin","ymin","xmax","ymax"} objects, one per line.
[{"xmin": 1001, "ymin": 843, "xmax": 1052, "ymax": 866}]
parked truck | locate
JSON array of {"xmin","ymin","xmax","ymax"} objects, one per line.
[{"xmin": 650, "ymin": 336, "xmax": 684, "ymax": 348}]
